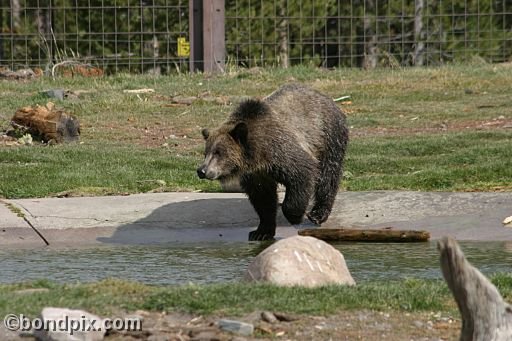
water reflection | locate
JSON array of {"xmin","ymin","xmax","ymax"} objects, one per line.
[{"xmin": 0, "ymin": 241, "xmax": 510, "ymax": 284}]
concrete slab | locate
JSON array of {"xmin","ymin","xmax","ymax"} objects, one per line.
[
  {"xmin": 3, "ymin": 191, "xmax": 512, "ymax": 246},
  {"xmin": 8, "ymin": 193, "xmax": 255, "ymax": 229},
  {"xmin": 327, "ymin": 191, "xmax": 512, "ymax": 241},
  {"xmin": 0, "ymin": 200, "xmax": 29, "ymax": 228},
  {"xmin": 0, "ymin": 200, "xmax": 46, "ymax": 246}
]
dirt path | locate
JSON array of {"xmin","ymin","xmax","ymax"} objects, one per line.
[{"xmin": 108, "ymin": 310, "xmax": 460, "ymax": 341}]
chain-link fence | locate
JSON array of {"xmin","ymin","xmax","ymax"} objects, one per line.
[
  {"xmin": 0, "ymin": 0, "xmax": 189, "ymax": 74},
  {"xmin": 226, "ymin": 0, "xmax": 512, "ymax": 68},
  {"xmin": 1, "ymin": 0, "xmax": 511, "ymax": 74}
]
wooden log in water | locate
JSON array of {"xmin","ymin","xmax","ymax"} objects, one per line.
[{"xmin": 297, "ymin": 228, "xmax": 430, "ymax": 242}]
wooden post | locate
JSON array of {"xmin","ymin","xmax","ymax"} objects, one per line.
[
  {"xmin": 202, "ymin": 0, "xmax": 225, "ymax": 73},
  {"xmin": 438, "ymin": 237, "xmax": 512, "ymax": 341},
  {"xmin": 189, "ymin": 0, "xmax": 203, "ymax": 72},
  {"xmin": 0, "ymin": 6, "xmax": 3, "ymax": 62}
]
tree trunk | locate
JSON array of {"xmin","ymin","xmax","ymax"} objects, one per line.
[
  {"xmin": 10, "ymin": 0, "xmax": 21, "ymax": 31},
  {"xmin": 36, "ymin": 8, "xmax": 52, "ymax": 39},
  {"xmin": 278, "ymin": 0, "xmax": 289, "ymax": 68},
  {"xmin": 438, "ymin": 237, "xmax": 512, "ymax": 341},
  {"xmin": 362, "ymin": 1, "xmax": 378, "ymax": 69},
  {"xmin": 413, "ymin": 0, "xmax": 425, "ymax": 66}
]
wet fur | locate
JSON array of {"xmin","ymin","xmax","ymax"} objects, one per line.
[{"xmin": 199, "ymin": 84, "xmax": 349, "ymax": 241}]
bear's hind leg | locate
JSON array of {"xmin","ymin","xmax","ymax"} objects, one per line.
[
  {"xmin": 308, "ymin": 125, "xmax": 348, "ymax": 225},
  {"xmin": 307, "ymin": 162, "xmax": 341, "ymax": 225},
  {"xmin": 241, "ymin": 174, "xmax": 278, "ymax": 241}
]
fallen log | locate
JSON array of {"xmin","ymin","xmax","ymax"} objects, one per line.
[
  {"xmin": 297, "ymin": 228, "xmax": 430, "ymax": 242},
  {"xmin": 11, "ymin": 102, "xmax": 80, "ymax": 143},
  {"xmin": 438, "ymin": 237, "xmax": 512, "ymax": 341}
]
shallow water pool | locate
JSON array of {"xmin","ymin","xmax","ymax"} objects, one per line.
[{"xmin": 1, "ymin": 241, "xmax": 511, "ymax": 284}]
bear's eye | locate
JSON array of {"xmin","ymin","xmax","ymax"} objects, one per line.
[{"xmin": 213, "ymin": 149, "xmax": 222, "ymax": 157}]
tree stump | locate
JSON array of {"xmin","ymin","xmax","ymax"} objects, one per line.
[
  {"xmin": 11, "ymin": 102, "xmax": 80, "ymax": 143},
  {"xmin": 438, "ymin": 237, "xmax": 512, "ymax": 341}
]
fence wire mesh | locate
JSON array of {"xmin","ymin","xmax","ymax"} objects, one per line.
[
  {"xmin": 1, "ymin": 0, "xmax": 189, "ymax": 74},
  {"xmin": 1, "ymin": 0, "xmax": 511, "ymax": 74},
  {"xmin": 225, "ymin": 0, "xmax": 512, "ymax": 68}
]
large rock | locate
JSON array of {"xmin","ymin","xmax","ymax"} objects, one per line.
[
  {"xmin": 244, "ymin": 236, "xmax": 355, "ymax": 287},
  {"xmin": 33, "ymin": 307, "xmax": 105, "ymax": 341}
]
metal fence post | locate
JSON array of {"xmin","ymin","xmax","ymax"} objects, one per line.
[{"xmin": 189, "ymin": 0, "xmax": 203, "ymax": 72}]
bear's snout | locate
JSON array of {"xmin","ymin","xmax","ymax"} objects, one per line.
[{"xmin": 197, "ymin": 166, "xmax": 207, "ymax": 179}]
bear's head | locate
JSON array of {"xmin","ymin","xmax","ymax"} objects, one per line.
[{"xmin": 197, "ymin": 122, "xmax": 248, "ymax": 180}]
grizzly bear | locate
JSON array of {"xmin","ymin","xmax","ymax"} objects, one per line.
[{"xmin": 197, "ymin": 84, "xmax": 349, "ymax": 241}]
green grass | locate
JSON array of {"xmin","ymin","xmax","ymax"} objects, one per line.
[
  {"xmin": 0, "ymin": 143, "xmax": 219, "ymax": 198},
  {"xmin": 1, "ymin": 274, "xmax": 512, "ymax": 317},
  {"xmin": 1, "ymin": 63, "xmax": 511, "ymax": 198},
  {"xmin": 1, "ymin": 130, "xmax": 510, "ymax": 198},
  {"xmin": 345, "ymin": 130, "xmax": 512, "ymax": 191},
  {"xmin": 0, "ymin": 278, "xmax": 450, "ymax": 317}
]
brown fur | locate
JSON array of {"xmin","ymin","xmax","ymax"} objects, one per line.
[{"xmin": 198, "ymin": 84, "xmax": 349, "ymax": 240}]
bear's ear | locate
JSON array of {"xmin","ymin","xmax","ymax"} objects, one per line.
[
  {"xmin": 229, "ymin": 122, "xmax": 248, "ymax": 146},
  {"xmin": 201, "ymin": 128, "xmax": 209, "ymax": 140}
]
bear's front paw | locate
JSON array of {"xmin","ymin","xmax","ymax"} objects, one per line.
[
  {"xmin": 249, "ymin": 230, "xmax": 275, "ymax": 241},
  {"xmin": 307, "ymin": 209, "xmax": 329, "ymax": 225}
]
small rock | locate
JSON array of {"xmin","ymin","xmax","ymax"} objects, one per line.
[
  {"xmin": 503, "ymin": 216, "xmax": 512, "ymax": 227},
  {"xmin": 261, "ymin": 312, "xmax": 278, "ymax": 324},
  {"xmin": 33, "ymin": 307, "xmax": 105, "ymax": 341},
  {"xmin": 42, "ymin": 89, "xmax": 65, "ymax": 101},
  {"xmin": 413, "ymin": 320, "xmax": 424, "ymax": 328},
  {"xmin": 217, "ymin": 319, "xmax": 253, "ymax": 336},
  {"xmin": 244, "ymin": 236, "xmax": 355, "ymax": 287}
]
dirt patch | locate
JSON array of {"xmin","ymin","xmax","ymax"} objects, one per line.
[
  {"xmin": 108, "ymin": 310, "xmax": 460, "ymax": 341},
  {"xmin": 106, "ymin": 116, "xmax": 512, "ymax": 151},
  {"xmin": 351, "ymin": 118, "xmax": 512, "ymax": 138}
]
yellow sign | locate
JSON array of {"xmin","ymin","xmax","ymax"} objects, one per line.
[{"xmin": 177, "ymin": 37, "xmax": 190, "ymax": 57}]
